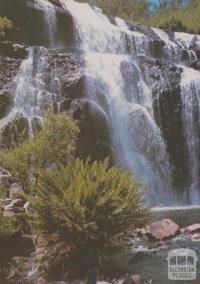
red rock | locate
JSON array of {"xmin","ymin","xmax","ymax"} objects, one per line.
[
  {"xmin": 186, "ymin": 224, "xmax": 200, "ymax": 233},
  {"xmin": 146, "ymin": 219, "xmax": 179, "ymax": 240},
  {"xmin": 191, "ymin": 233, "xmax": 200, "ymax": 241}
]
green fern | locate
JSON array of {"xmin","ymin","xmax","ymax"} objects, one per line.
[{"xmin": 31, "ymin": 158, "xmax": 149, "ymax": 278}]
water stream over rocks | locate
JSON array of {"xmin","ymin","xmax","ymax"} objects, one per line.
[{"xmin": 1, "ymin": 1, "xmax": 200, "ymax": 281}]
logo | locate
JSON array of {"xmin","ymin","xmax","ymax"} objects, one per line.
[{"xmin": 168, "ymin": 249, "xmax": 198, "ymax": 281}]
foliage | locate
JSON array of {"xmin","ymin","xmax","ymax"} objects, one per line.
[
  {"xmin": 0, "ymin": 111, "xmax": 79, "ymax": 193},
  {"xmin": 0, "ymin": 17, "xmax": 13, "ymax": 31},
  {"xmin": 148, "ymin": 0, "xmax": 200, "ymax": 33},
  {"xmin": 31, "ymin": 158, "xmax": 149, "ymax": 277},
  {"xmin": 0, "ymin": 216, "xmax": 20, "ymax": 238},
  {"xmin": 0, "ymin": 17, "xmax": 13, "ymax": 38}
]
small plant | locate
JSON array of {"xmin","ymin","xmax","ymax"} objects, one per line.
[
  {"xmin": 31, "ymin": 158, "xmax": 149, "ymax": 279},
  {"xmin": 0, "ymin": 110, "xmax": 79, "ymax": 193}
]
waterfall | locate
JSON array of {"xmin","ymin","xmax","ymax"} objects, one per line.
[
  {"xmin": 14, "ymin": 47, "xmax": 60, "ymax": 136},
  {"xmin": 34, "ymin": 0, "xmax": 57, "ymax": 47},
  {"xmin": 7, "ymin": 0, "xmax": 200, "ymax": 206},
  {"xmin": 13, "ymin": 0, "xmax": 59, "ymax": 135},
  {"xmin": 180, "ymin": 66, "xmax": 200, "ymax": 204},
  {"xmin": 62, "ymin": 0, "xmax": 173, "ymax": 205}
]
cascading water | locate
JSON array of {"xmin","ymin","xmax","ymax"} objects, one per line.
[
  {"xmin": 14, "ymin": 47, "xmax": 59, "ymax": 135},
  {"xmin": 13, "ymin": 0, "xmax": 59, "ymax": 135},
  {"xmin": 180, "ymin": 66, "xmax": 200, "ymax": 204},
  {"xmin": 34, "ymin": 0, "xmax": 57, "ymax": 47},
  {"xmin": 6, "ymin": 0, "xmax": 200, "ymax": 206},
  {"xmin": 62, "ymin": 0, "xmax": 173, "ymax": 205}
]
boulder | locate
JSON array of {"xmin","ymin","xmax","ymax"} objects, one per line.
[
  {"xmin": 185, "ymin": 224, "xmax": 200, "ymax": 234},
  {"xmin": 190, "ymin": 60, "xmax": 200, "ymax": 70},
  {"xmin": 9, "ymin": 183, "xmax": 24, "ymax": 200},
  {"xmin": 146, "ymin": 219, "xmax": 179, "ymax": 240},
  {"xmin": 191, "ymin": 233, "xmax": 200, "ymax": 241}
]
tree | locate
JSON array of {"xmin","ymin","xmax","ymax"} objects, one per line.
[
  {"xmin": 31, "ymin": 158, "xmax": 149, "ymax": 279},
  {"xmin": 0, "ymin": 110, "xmax": 79, "ymax": 193}
]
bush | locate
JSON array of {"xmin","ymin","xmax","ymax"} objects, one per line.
[
  {"xmin": 0, "ymin": 216, "xmax": 20, "ymax": 238},
  {"xmin": 0, "ymin": 17, "xmax": 13, "ymax": 31},
  {"xmin": 31, "ymin": 158, "xmax": 149, "ymax": 278},
  {"xmin": 0, "ymin": 17, "xmax": 13, "ymax": 37},
  {"xmin": 0, "ymin": 111, "xmax": 79, "ymax": 193}
]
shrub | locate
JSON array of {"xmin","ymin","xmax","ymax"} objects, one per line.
[
  {"xmin": 0, "ymin": 111, "xmax": 79, "ymax": 193},
  {"xmin": 31, "ymin": 158, "xmax": 149, "ymax": 278},
  {"xmin": 0, "ymin": 216, "xmax": 20, "ymax": 238},
  {"xmin": 0, "ymin": 17, "xmax": 13, "ymax": 37},
  {"xmin": 0, "ymin": 17, "xmax": 13, "ymax": 31}
]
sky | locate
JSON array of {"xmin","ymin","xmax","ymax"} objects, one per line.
[{"xmin": 147, "ymin": 0, "xmax": 160, "ymax": 11}]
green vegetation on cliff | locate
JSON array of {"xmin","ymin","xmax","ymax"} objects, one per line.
[
  {"xmin": 0, "ymin": 111, "xmax": 79, "ymax": 192},
  {"xmin": 0, "ymin": 216, "xmax": 20, "ymax": 238},
  {"xmin": 1, "ymin": 111, "xmax": 149, "ymax": 279}
]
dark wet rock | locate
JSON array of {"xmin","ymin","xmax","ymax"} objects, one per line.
[
  {"xmin": 0, "ymin": 91, "xmax": 13, "ymax": 119},
  {"xmin": 190, "ymin": 60, "xmax": 200, "ymax": 70},
  {"xmin": 0, "ymin": 41, "xmax": 28, "ymax": 59},
  {"xmin": 140, "ymin": 58, "xmax": 188, "ymax": 193},
  {"xmin": 70, "ymin": 99, "xmax": 113, "ymax": 162},
  {"xmin": 0, "ymin": 112, "xmax": 29, "ymax": 148},
  {"xmin": 31, "ymin": 117, "xmax": 43, "ymax": 137}
]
